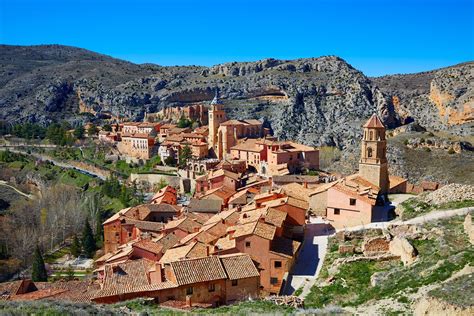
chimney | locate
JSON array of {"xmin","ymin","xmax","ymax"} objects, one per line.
[{"xmin": 186, "ymin": 295, "xmax": 192, "ymax": 307}]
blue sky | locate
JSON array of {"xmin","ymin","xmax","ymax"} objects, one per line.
[{"xmin": 0, "ymin": 0, "xmax": 473, "ymax": 76}]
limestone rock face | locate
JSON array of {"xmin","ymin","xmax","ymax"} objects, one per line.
[
  {"xmin": 1, "ymin": 45, "xmax": 472, "ymax": 150},
  {"xmin": 372, "ymin": 61, "xmax": 474, "ymax": 137},
  {"xmin": 389, "ymin": 236, "xmax": 417, "ymax": 265}
]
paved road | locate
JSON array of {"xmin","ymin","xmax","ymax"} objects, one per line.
[
  {"xmin": 336, "ymin": 207, "xmax": 473, "ymax": 233},
  {"xmin": 282, "ymin": 217, "xmax": 332, "ymax": 297},
  {"xmin": 0, "ymin": 147, "xmax": 106, "ymax": 180}
]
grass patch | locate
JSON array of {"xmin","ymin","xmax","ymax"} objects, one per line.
[
  {"xmin": 195, "ymin": 300, "xmax": 295, "ymax": 315},
  {"xmin": 44, "ymin": 245, "xmax": 71, "ymax": 264},
  {"xmin": 428, "ymin": 272, "xmax": 474, "ymax": 307},
  {"xmin": 306, "ymin": 216, "xmax": 474, "ymax": 308},
  {"xmin": 400, "ymin": 197, "xmax": 474, "ymax": 220}
]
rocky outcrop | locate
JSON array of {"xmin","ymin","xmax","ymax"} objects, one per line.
[
  {"xmin": 389, "ymin": 236, "xmax": 417, "ymax": 266},
  {"xmin": 1, "ymin": 45, "xmax": 472, "ymax": 152},
  {"xmin": 405, "ymin": 137, "xmax": 473, "ymax": 153},
  {"xmin": 422, "ymin": 183, "xmax": 474, "ymax": 205},
  {"xmin": 372, "ymin": 61, "xmax": 474, "ymax": 137}
]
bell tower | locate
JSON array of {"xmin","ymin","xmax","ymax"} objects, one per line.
[
  {"xmin": 359, "ymin": 114, "xmax": 389, "ymax": 194},
  {"xmin": 208, "ymin": 88, "xmax": 226, "ymax": 152}
]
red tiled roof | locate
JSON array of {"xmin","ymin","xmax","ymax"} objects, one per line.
[
  {"xmin": 363, "ymin": 114, "xmax": 385, "ymax": 128},
  {"xmin": 219, "ymin": 254, "xmax": 260, "ymax": 280},
  {"xmin": 170, "ymin": 256, "xmax": 227, "ymax": 286},
  {"xmin": 132, "ymin": 239, "xmax": 164, "ymax": 255}
]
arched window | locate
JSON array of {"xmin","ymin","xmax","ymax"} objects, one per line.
[
  {"xmin": 367, "ymin": 147, "xmax": 373, "ymax": 158},
  {"xmin": 369, "ymin": 131, "xmax": 373, "ymax": 140}
]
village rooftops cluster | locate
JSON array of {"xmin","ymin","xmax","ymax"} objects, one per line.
[
  {"xmin": 1, "ymin": 93, "xmax": 417, "ymax": 309},
  {"xmin": 94, "ymin": 91, "xmax": 319, "ymax": 179}
]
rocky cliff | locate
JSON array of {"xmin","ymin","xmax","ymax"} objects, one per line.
[
  {"xmin": 1, "ymin": 45, "xmax": 472, "ymax": 150},
  {"xmin": 372, "ymin": 62, "xmax": 474, "ymax": 136}
]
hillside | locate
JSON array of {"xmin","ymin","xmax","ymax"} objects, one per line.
[
  {"xmin": 372, "ymin": 62, "xmax": 474, "ymax": 136},
  {"xmin": 2, "ymin": 45, "xmax": 470, "ymax": 147}
]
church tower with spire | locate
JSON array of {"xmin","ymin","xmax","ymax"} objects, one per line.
[
  {"xmin": 208, "ymin": 88, "xmax": 227, "ymax": 153},
  {"xmin": 359, "ymin": 114, "xmax": 389, "ymax": 194}
]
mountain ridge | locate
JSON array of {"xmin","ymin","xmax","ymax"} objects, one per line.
[{"xmin": 0, "ymin": 44, "xmax": 472, "ymax": 149}]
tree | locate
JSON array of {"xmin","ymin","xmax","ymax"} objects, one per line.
[
  {"xmin": 179, "ymin": 145, "xmax": 192, "ymax": 168},
  {"xmin": 164, "ymin": 155, "xmax": 176, "ymax": 167},
  {"xmin": 73, "ymin": 126, "xmax": 85, "ymax": 139},
  {"xmin": 31, "ymin": 246, "xmax": 48, "ymax": 281},
  {"xmin": 65, "ymin": 265, "xmax": 75, "ymax": 281},
  {"xmin": 87, "ymin": 124, "xmax": 99, "ymax": 137},
  {"xmin": 81, "ymin": 220, "xmax": 96, "ymax": 258},
  {"xmin": 177, "ymin": 115, "xmax": 192, "ymax": 128},
  {"xmin": 70, "ymin": 235, "xmax": 81, "ymax": 257},
  {"xmin": 119, "ymin": 184, "xmax": 131, "ymax": 206},
  {"xmin": 102, "ymin": 124, "xmax": 112, "ymax": 132}
]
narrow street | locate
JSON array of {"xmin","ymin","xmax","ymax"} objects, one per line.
[{"xmin": 282, "ymin": 217, "xmax": 332, "ymax": 297}]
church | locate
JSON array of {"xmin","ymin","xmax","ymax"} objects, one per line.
[
  {"xmin": 322, "ymin": 114, "xmax": 395, "ymax": 229},
  {"xmin": 208, "ymin": 90, "xmax": 267, "ymax": 159}
]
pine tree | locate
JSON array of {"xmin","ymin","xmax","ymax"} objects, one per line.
[
  {"xmin": 73, "ymin": 126, "xmax": 85, "ymax": 139},
  {"xmin": 70, "ymin": 235, "xmax": 82, "ymax": 257},
  {"xmin": 82, "ymin": 220, "xmax": 96, "ymax": 258},
  {"xmin": 31, "ymin": 246, "xmax": 48, "ymax": 282},
  {"xmin": 179, "ymin": 145, "xmax": 192, "ymax": 168}
]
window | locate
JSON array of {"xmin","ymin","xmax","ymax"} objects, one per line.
[
  {"xmin": 274, "ymin": 261, "xmax": 282, "ymax": 268},
  {"xmin": 186, "ymin": 287, "xmax": 193, "ymax": 295},
  {"xmin": 245, "ymin": 241, "xmax": 251, "ymax": 248},
  {"xmin": 350, "ymin": 199, "xmax": 356, "ymax": 206},
  {"xmin": 128, "ymin": 232, "xmax": 132, "ymax": 237},
  {"xmin": 334, "ymin": 208, "xmax": 340, "ymax": 215},
  {"xmin": 367, "ymin": 147, "xmax": 373, "ymax": 158},
  {"xmin": 208, "ymin": 283, "xmax": 215, "ymax": 292},
  {"xmin": 231, "ymin": 280, "xmax": 238, "ymax": 286},
  {"xmin": 270, "ymin": 277, "xmax": 279, "ymax": 285}
]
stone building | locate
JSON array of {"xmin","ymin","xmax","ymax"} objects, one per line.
[
  {"xmin": 230, "ymin": 137, "xmax": 319, "ymax": 176},
  {"xmin": 92, "ymin": 254, "xmax": 260, "ymax": 305},
  {"xmin": 323, "ymin": 114, "xmax": 392, "ymax": 229},
  {"xmin": 208, "ymin": 90, "xmax": 227, "ymax": 154},
  {"xmin": 119, "ymin": 133, "xmax": 157, "ymax": 161},
  {"xmin": 358, "ymin": 114, "xmax": 389, "ymax": 194}
]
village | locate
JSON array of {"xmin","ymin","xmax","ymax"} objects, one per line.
[{"xmin": 0, "ymin": 90, "xmax": 469, "ymax": 311}]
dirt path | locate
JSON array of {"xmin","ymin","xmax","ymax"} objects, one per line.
[{"xmin": 0, "ymin": 180, "xmax": 34, "ymax": 199}]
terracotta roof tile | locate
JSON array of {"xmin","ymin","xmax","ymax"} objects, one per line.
[
  {"xmin": 132, "ymin": 239, "xmax": 163, "ymax": 255},
  {"xmin": 219, "ymin": 254, "xmax": 260, "ymax": 280},
  {"xmin": 214, "ymin": 236, "xmax": 236, "ymax": 252},
  {"xmin": 188, "ymin": 198, "xmax": 222, "ymax": 213},
  {"xmin": 95, "ymin": 259, "xmax": 157, "ymax": 298},
  {"xmin": 170, "ymin": 256, "xmax": 227, "ymax": 286},
  {"xmin": 363, "ymin": 114, "xmax": 385, "ymax": 128}
]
